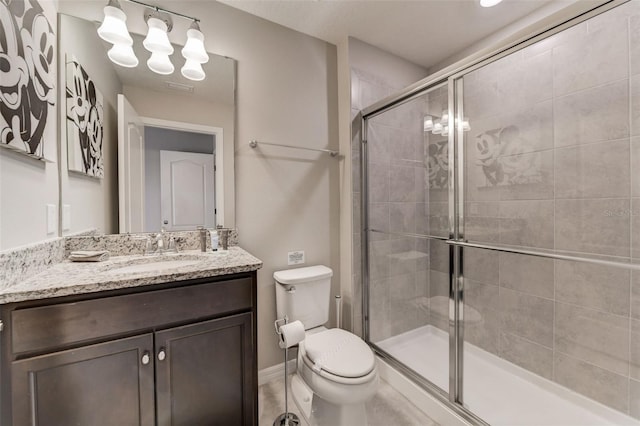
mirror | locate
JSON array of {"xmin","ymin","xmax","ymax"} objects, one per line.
[{"xmin": 57, "ymin": 11, "xmax": 235, "ymax": 236}]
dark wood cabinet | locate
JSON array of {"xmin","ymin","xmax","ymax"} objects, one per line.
[
  {"xmin": 0, "ymin": 272, "xmax": 258, "ymax": 426},
  {"xmin": 11, "ymin": 333, "xmax": 156, "ymax": 426},
  {"xmin": 155, "ymin": 313, "xmax": 253, "ymax": 426}
]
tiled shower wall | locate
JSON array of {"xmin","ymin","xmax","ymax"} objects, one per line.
[{"xmin": 458, "ymin": 3, "xmax": 640, "ymax": 417}]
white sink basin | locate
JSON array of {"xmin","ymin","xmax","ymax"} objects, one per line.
[{"xmin": 104, "ymin": 259, "xmax": 202, "ymax": 275}]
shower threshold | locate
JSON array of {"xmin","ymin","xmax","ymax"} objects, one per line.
[{"xmin": 377, "ymin": 325, "xmax": 639, "ymax": 426}]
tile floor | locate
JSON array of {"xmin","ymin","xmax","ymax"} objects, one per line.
[{"xmin": 258, "ymin": 375, "xmax": 439, "ymax": 426}]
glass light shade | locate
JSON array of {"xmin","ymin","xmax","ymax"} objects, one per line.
[
  {"xmin": 97, "ymin": 4, "xmax": 132, "ymax": 45},
  {"xmin": 432, "ymin": 119, "xmax": 443, "ymax": 135},
  {"xmin": 480, "ymin": 0, "xmax": 503, "ymax": 6},
  {"xmin": 181, "ymin": 59, "xmax": 205, "ymax": 81},
  {"xmin": 423, "ymin": 115, "xmax": 433, "ymax": 132},
  {"xmin": 147, "ymin": 52, "xmax": 174, "ymax": 75},
  {"xmin": 143, "ymin": 17, "xmax": 173, "ymax": 55},
  {"xmin": 182, "ymin": 28, "xmax": 209, "ymax": 64},
  {"xmin": 107, "ymin": 43, "xmax": 138, "ymax": 68},
  {"xmin": 441, "ymin": 110, "xmax": 449, "ymax": 126}
]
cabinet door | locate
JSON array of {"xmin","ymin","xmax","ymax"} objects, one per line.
[
  {"xmin": 11, "ymin": 333, "xmax": 155, "ymax": 426},
  {"xmin": 155, "ymin": 313, "xmax": 255, "ymax": 426}
]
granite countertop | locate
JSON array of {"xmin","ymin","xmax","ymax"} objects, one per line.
[{"xmin": 0, "ymin": 247, "xmax": 263, "ymax": 304}]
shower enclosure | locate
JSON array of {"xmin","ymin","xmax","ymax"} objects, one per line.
[{"xmin": 361, "ymin": 1, "xmax": 640, "ymax": 424}]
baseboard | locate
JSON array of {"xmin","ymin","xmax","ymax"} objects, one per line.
[
  {"xmin": 258, "ymin": 359, "xmax": 297, "ymax": 385},
  {"xmin": 376, "ymin": 357, "xmax": 471, "ymax": 426}
]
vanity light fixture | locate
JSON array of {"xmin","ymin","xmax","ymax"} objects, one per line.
[
  {"xmin": 424, "ymin": 113, "xmax": 471, "ymax": 136},
  {"xmin": 97, "ymin": 0, "xmax": 133, "ymax": 45},
  {"xmin": 480, "ymin": 0, "xmax": 504, "ymax": 7},
  {"xmin": 97, "ymin": 0, "xmax": 208, "ymax": 80},
  {"xmin": 107, "ymin": 43, "xmax": 138, "ymax": 68},
  {"xmin": 147, "ymin": 51, "xmax": 174, "ymax": 75},
  {"xmin": 181, "ymin": 59, "xmax": 206, "ymax": 81},
  {"xmin": 423, "ymin": 115, "xmax": 434, "ymax": 132},
  {"xmin": 182, "ymin": 21, "xmax": 209, "ymax": 64},
  {"xmin": 143, "ymin": 13, "xmax": 174, "ymax": 55}
]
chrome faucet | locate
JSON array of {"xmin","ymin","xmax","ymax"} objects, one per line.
[
  {"xmin": 156, "ymin": 228, "xmax": 166, "ymax": 251},
  {"xmin": 147, "ymin": 226, "xmax": 178, "ymax": 255}
]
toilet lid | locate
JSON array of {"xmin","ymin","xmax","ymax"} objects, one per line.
[{"xmin": 303, "ymin": 328, "xmax": 375, "ymax": 378}]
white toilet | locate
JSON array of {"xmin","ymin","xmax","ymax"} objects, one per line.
[{"xmin": 274, "ymin": 265, "xmax": 379, "ymax": 426}]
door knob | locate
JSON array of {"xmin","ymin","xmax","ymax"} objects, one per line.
[
  {"xmin": 158, "ymin": 348, "xmax": 166, "ymax": 361},
  {"xmin": 141, "ymin": 351, "xmax": 150, "ymax": 365}
]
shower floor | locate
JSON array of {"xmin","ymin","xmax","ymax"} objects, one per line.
[{"xmin": 377, "ymin": 325, "xmax": 639, "ymax": 426}]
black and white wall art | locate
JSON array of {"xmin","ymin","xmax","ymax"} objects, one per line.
[
  {"xmin": 66, "ymin": 56, "xmax": 104, "ymax": 178},
  {"xmin": 0, "ymin": 0, "xmax": 56, "ymax": 159}
]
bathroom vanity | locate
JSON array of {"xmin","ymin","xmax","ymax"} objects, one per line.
[{"xmin": 0, "ymin": 246, "xmax": 262, "ymax": 426}]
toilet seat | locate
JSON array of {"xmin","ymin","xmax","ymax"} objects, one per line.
[{"xmin": 299, "ymin": 328, "xmax": 376, "ymax": 385}]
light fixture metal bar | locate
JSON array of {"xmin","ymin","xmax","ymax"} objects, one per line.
[{"xmin": 125, "ymin": 0, "xmax": 200, "ymax": 22}]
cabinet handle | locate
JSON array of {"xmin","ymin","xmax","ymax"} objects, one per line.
[
  {"xmin": 158, "ymin": 348, "xmax": 166, "ymax": 361},
  {"xmin": 141, "ymin": 351, "xmax": 150, "ymax": 365}
]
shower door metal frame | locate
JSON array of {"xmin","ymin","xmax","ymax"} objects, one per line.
[{"xmin": 360, "ymin": 0, "xmax": 628, "ymax": 423}]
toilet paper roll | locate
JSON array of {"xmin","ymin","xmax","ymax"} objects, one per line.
[{"xmin": 278, "ymin": 320, "xmax": 305, "ymax": 349}]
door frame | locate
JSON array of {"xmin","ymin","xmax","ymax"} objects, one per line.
[{"xmin": 140, "ymin": 117, "xmax": 225, "ymax": 227}]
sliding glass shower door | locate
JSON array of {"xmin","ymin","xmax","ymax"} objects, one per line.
[
  {"xmin": 364, "ymin": 84, "xmax": 451, "ymax": 394},
  {"xmin": 459, "ymin": 4, "xmax": 640, "ymax": 423},
  {"xmin": 363, "ymin": 1, "xmax": 640, "ymax": 424}
]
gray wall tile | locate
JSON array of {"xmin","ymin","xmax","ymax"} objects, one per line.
[
  {"xmin": 555, "ymin": 139, "xmax": 630, "ymax": 199},
  {"xmin": 390, "ymin": 165, "xmax": 417, "ymax": 202},
  {"xmin": 368, "ymin": 163, "xmax": 390, "ymax": 203},
  {"xmin": 630, "ymin": 378, "xmax": 640, "ymax": 420},
  {"xmin": 632, "ymin": 138, "xmax": 640, "ymax": 197},
  {"xmin": 465, "ymin": 201, "xmax": 500, "ymax": 244},
  {"xmin": 556, "ymin": 198, "xmax": 630, "ymax": 257},
  {"xmin": 555, "ymin": 302, "xmax": 630, "ymax": 375},
  {"xmin": 553, "ymin": 22, "xmax": 628, "ymax": 97},
  {"xmin": 499, "ymin": 200, "xmax": 554, "ymax": 249},
  {"xmin": 464, "ymin": 247, "xmax": 499, "ymax": 285},
  {"xmin": 631, "ymin": 14, "xmax": 640, "ymax": 77},
  {"xmin": 500, "ymin": 288, "xmax": 554, "ymax": 348},
  {"xmin": 556, "ymin": 261, "xmax": 630, "ymax": 316},
  {"xmin": 389, "ymin": 202, "xmax": 416, "ymax": 235},
  {"xmin": 554, "ymin": 352, "xmax": 629, "ymax": 413},
  {"xmin": 554, "ymin": 80, "xmax": 629, "ymax": 148},
  {"xmin": 500, "ymin": 332, "xmax": 553, "ymax": 380},
  {"xmin": 631, "ymin": 319, "xmax": 640, "ymax": 380},
  {"xmin": 499, "ymin": 252, "xmax": 554, "ymax": 299}
]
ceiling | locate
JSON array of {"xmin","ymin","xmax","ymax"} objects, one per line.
[{"xmin": 219, "ymin": 0, "xmax": 561, "ymax": 69}]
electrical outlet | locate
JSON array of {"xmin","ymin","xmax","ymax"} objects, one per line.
[
  {"xmin": 63, "ymin": 205, "xmax": 71, "ymax": 231},
  {"xmin": 288, "ymin": 250, "xmax": 305, "ymax": 266},
  {"xmin": 46, "ymin": 204, "xmax": 57, "ymax": 235}
]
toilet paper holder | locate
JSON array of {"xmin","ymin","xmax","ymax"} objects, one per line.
[
  {"xmin": 273, "ymin": 316, "xmax": 301, "ymax": 426},
  {"xmin": 274, "ymin": 316, "xmax": 288, "ymax": 337}
]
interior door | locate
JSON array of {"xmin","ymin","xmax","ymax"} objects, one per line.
[
  {"xmin": 11, "ymin": 333, "xmax": 155, "ymax": 426},
  {"xmin": 154, "ymin": 313, "xmax": 254, "ymax": 426},
  {"xmin": 160, "ymin": 150, "xmax": 215, "ymax": 231},
  {"xmin": 117, "ymin": 94, "xmax": 145, "ymax": 233}
]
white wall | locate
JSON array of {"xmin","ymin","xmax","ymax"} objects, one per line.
[{"xmin": 58, "ymin": 13, "xmax": 121, "ymax": 237}]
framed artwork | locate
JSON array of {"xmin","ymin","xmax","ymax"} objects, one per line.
[
  {"xmin": 0, "ymin": 0, "xmax": 56, "ymax": 159},
  {"xmin": 66, "ymin": 56, "xmax": 104, "ymax": 178}
]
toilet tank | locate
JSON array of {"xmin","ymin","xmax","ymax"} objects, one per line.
[{"xmin": 274, "ymin": 265, "xmax": 333, "ymax": 330}]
